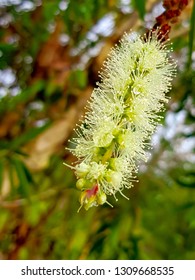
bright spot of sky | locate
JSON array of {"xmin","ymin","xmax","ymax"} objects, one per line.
[
  {"xmin": 90, "ymin": 13, "xmax": 115, "ymax": 37},
  {"xmin": 119, "ymin": 0, "xmax": 132, "ymax": 14},
  {"xmin": 59, "ymin": 0, "xmax": 68, "ymax": 11},
  {"xmin": 0, "ymin": 68, "xmax": 16, "ymax": 87}
]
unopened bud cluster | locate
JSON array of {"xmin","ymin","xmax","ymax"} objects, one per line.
[{"xmin": 66, "ymin": 31, "xmax": 176, "ymax": 211}]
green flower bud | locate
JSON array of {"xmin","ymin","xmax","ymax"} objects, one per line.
[
  {"xmin": 106, "ymin": 170, "xmax": 122, "ymax": 187},
  {"xmin": 76, "ymin": 178, "xmax": 86, "ymax": 190},
  {"xmin": 75, "ymin": 162, "xmax": 89, "ymax": 178},
  {"xmin": 97, "ymin": 192, "xmax": 107, "ymax": 205}
]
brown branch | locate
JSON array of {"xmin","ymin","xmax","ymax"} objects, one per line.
[{"xmin": 149, "ymin": 0, "xmax": 189, "ymax": 40}]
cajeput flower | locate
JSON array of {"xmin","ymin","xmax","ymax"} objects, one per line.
[{"xmin": 66, "ymin": 30, "xmax": 176, "ymax": 211}]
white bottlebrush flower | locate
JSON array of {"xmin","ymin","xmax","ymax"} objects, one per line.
[{"xmin": 66, "ymin": 30, "xmax": 176, "ymax": 211}]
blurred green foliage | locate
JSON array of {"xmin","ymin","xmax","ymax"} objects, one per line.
[{"xmin": 0, "ymin": 0, "xmax": 195, "ymax": 260}]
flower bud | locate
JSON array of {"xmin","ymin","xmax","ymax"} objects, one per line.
[
  {"xmin": 75, "ymin": 162, "xmax": 89, "ymax": 178},
  {"xmin": 106, "ymin": 170, "xmax": 122, "ymax": 187},
  {"xmin": 97, "ymin": 192, "xmax": 107, "ymax": 205},
  {"xmin": 76, "ymin": 178, "xmax": 86, "ymax": 190}
]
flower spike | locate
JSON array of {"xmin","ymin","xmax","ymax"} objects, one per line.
[{"xmin": 66, "ymin": 30, "xmax": 176, "ymax": 210}]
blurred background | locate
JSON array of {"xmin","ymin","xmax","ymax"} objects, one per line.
[{"xmin": 0, "ymin": 0, "xmax": 195, "ymax": 260}]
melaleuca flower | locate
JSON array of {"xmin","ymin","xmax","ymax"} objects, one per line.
[{"xmin": 65, "ymin": 30, "xmax": 176, "ymax": 211}]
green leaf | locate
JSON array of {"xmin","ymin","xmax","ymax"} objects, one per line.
[
  {"xmin": 0, "ymin": 43, "xmax": 17, "ymax": 69},
  {"xmin": 0, "ymin": 144, "xmax": 10, "ymax": 159},
  {"xmin": 69, "ymin": 70, "xmax": 88, "ymax": 90},
  {"xmin": 0, "ymin": 159, "xmax": 3, "ymax": 191},
  {"xmin": 0, "ymin": 210, "xmax": 10, "ymax": 231},
  {"xmin": 132, "ymin": 0, "xmax": 145, "ymax": 20},
  {"xmin": 11, "ymin": 158, "xmax": 31, "ymax": 198},
  {"xmin": 8, "ymin": 159, "xmax": 15, "ymax": 191},
  {"xmin": 14, "ymin": 149, "xmax": 29, "ymax": 157},
  {"xmin": 22, "ymin": 162, "xmax": 34, "ymax": 185},
  {"xmin": 14, "ymin": 80, "xmax": 46, "ymax": 104},
  {"xmin": 0, "ymin": 140, "xmax": 10, "ymax": 150},
  {"xmin": 0, "ymin": 80, "xmax": 46, "ymax": 115},
  {"xmin": 43, "ymin": 0, "xmax": 61, "ymax": 22},
  {"xmin": 11, "ymin": 122, "xmax": 50, "ymax": 149},
  {"xmin": 174, "ymin": 170, "xmax": 195, "ymax": 188}
]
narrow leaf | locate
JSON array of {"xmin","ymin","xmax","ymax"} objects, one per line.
[
  {"xmin": 132, "ymin": 0, "xmax": 145, "ymax": 20},
  {"xmin": 11, "ymin": 122, "xmax": 50, "ymax": 149},
  {"xmin": 11, "ymin": 158, "xmax": 31, "ymax": 198},
  {"xmin": 0, "ymin": 160, "xmax": 3, "ymax": 191}
]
